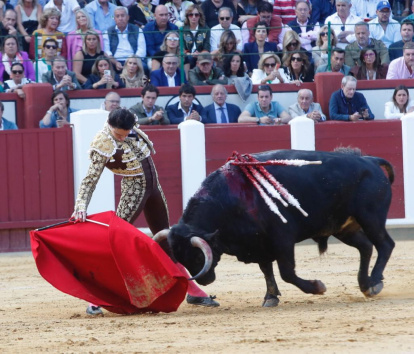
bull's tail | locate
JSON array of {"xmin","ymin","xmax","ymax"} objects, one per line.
[{"xmin": 365, "ymin": 157, "xmax": 395, "ymax": 185}]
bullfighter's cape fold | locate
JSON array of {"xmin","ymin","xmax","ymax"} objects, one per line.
[{"xmin": 30, "ymin": 211, "xmax": 188, "ymax": 314}]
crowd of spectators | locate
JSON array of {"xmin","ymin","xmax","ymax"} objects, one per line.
[{"xmin": 0, "ymin": 0, "xmax": 413, "ymax": 130}]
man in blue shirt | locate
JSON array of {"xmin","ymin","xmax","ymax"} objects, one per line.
[
  {"xmin": 329, "ymin": 75, "xmax": 374, "ymax": 121},
  {"xmin": 85, "ymin": 0, "xmax": 116, "ymax": 32},
  {"xmin": 238, "ymin": 85, "xmax": 291, "ymax": 125},
  {"xmin": 143, "ymin": 5, "xmax": 178, "ymax": 58},
  {"xmin": 0, "ymin": 101, "xmax": 17, "ymax": 130}
]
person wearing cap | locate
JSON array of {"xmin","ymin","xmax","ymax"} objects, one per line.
[
  {"xmin": 368, "ymin": 1, "xmax": 402, "ymax": 48},
  {"xmin": 386, "ymin": 41, "xmax": 414, "ymax": 79},
  {"xmin": 203, "ymin": 84, "xmax": 241, "ymax": 124},
  {"xmin": 324, "ymin": 0, "xmax": 363, "ymax": 49},
  {"xmin": 238, "ymin": 84, "xmax": 291, "ymax": 125},
  {"xmin": 188, "ymin": 52, "xmax": 228, "ymax": 86}
]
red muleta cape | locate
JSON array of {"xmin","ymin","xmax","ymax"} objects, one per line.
[{"xmin": 30, "ymin": 211, "xmax": 188, "ymax": 314}]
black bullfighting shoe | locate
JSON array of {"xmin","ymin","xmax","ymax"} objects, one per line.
[
  {"xmin": 86, "ymin": 305, "xmax": 103, "ymax": 315},
  {"xmin": 186, "ymin": 295, "xmax": 220, "ymax": 307}
]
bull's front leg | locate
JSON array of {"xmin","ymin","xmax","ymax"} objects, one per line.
[{"xmin": 258, "ymin": 262, "xmax": 281, "ymax": 307}]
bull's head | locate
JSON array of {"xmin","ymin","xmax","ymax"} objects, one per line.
[{"xmin": 153, "ymin": 224, "xmax": 220, "ymax": 285}]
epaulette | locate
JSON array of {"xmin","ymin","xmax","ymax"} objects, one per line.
[{"xmin": 89, "ymin": 128, "xmax": 117, "ymax": 158}]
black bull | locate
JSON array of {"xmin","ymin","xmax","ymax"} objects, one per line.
[{"xmin": 156, "ymin": 149, "xmax": 395, "ymax": 307}]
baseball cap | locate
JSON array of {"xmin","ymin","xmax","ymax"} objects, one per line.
[
  {"xmin": 377, "ymin": 1, "xmax": 391, "ymax": 11},
  {"xmin": 197, "ymin": 53, "xmax": 212, "ymax": 64}
]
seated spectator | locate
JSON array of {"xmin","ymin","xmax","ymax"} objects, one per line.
[
  {"xmin": 243, "ymin": 1, "xmax": 282, "ymax": 45},
  {"xmin": 129, "ymin": 84, "xmax": 170, "ymax": 125},
  {"xmin": 3, "ymin": 62, "xmax": 33, "ymax": 98},
  {"xmin": 368, "ymin": 1, "xmax": 402, "ymax": 48},
  {"xmin": 30, "ymin": 8, "xmax": 67, "ymax": 59},
  {"xmin": 387, "ymin": 42, "xmax": 414, "ymax": 79},
  {"xmin": 73, "ymin": 30, "xmax": 104, "ymax": 85},
  {"xmin": 273, "ymin": 0, "xmax": 296, "ymax": 24},
  {"xmin": 103, "ymin": 6, "xmax": 146, "ymax": 72},
  {"xmin": 43, "ymin": 0, "xmax": 80, "ymax": 33},
  {"xmin": 204, "ymin": 84, "xmax": 241, "ymax": 124},
  {"xmin": 85, "ymin": 0, "xmax": 116, "ymax": 33},
  {"xmin": 384, "ymin": 85, "xmax": 414, "ymax": 119},
  {"xmin": 324, "ymin": 0, "xmax": 363, "ymax": 49},
  {"xmin": 201, "ymin": 0, "xmax": 238, "ymax": 29},
  {"xmin": 223, "ymin": 52, "xmax": 249, "ymax": 84},
  {"xmin": 120, "ymin": 54, "xmax": 148, "ymax": 88},
  {"xmin": 211, "ymin": 30, "xmax": 240, "ymax": 69},
  {"xmin": 165, "ymin": 0, "xmax": 193, "ymax": 27},
  {"xmin": 0, "ymin": 9, "xmax": 24, "ymax": 50},
  {"xmin": 350, "ymin": 0, "xmax": 384, "ymax": 20},
  {"xmin": 15, "ymin": 1, "xmax": 42, "ymax": 53},
  {"xmin": 102, "ymin": 91, "xmax": 121, "ymax": 112},
  {"xmin": 281, "ymin": 51, "xmax": 315, "ymax": 85},
  {"xmin": 42, "ymin": 56, "xmax": 81, "ymax": 90},
  {"xmin": 150, "ymin": 53, "xmax": 185, "ymax": 87},
  {"xmin": 238, "ymin": 0, "xmax": 261, "ymax": 24},
  {"xmin": 188, "ymin": 52, "xmax": 228, "ymax": 86},
  {"xmin": 66, "ymin": 9, "xmax": 103, "ymax": 71},
  {"xmin": 143, "ymin": 5, "xmax": 178, "ymax": 58},
  {"xmin": 310, "ymin": 0, "xmax": 336, "ymax": 25},
  {"xmin": 312, "ymin": 26, "xmax": 338, "ymax": 69},
  {"xmin": 39, "ymin": 90, "xmax": 79, "ymax": 128},
  {"xmin": 151, "ymin": 31, "xmax": 190, "ymax": 79},
  {"xmin": 0, "ymin": 100, "xmax": 18, "ymax": 130},
  {"xmin": 251, "ymin": 52, "xmax": 287, "ymax": 85},
  {"xmin": 0, "ymin": 35, "xmax": 35, "ymax": 82},
  {"xmin": 232, "ymin": 0, "xmax": 247, "ymax": 24},
  {"xmin": 280, "ymin": 30, "xmax": 312, "ymax": 64},
  {"xmin": 238, "ymin": 84, "xmax": 291, "ymax": 124},
  {"xmin": 350, "ymin": 46, "xmax": 388, "ymax": 80},
  {"xmin": 345, "ymin": 21, "xmax": 389, "ymax": 68},
  {"xmin": 243, "ymin": 21, "xmax": 277, "ymax": 74},
  {"xmin": 210, "ymin": 7, "xmax": 243, "ymax": 52},
  {"xmin": 166, "ymin": 83, "xmax": 204, "ymax": 124},
  {"xmin": 329, "ymin": 75, "xmax": 374, "ymax": 121},
  {"xmin": 128, "ymin": 0, "xmax": 155, "ymax": 28},
  {"xmin": 182, "ymin": 5, "xmax": 210, "ymax": 68},
  {"xmin": 315, "ymin": 47, "xmax": 351, "ymax": 74},
  {"xmin": 83, "ymin": 55, "xmax": 124, "ymax": 89},
  {"xmin": 288, "ymin": 88, "xmax": 326, "ymax": 122},
  {"xmin": 35, "ymin": 38, "xmax": 58, "ymax": 82},
  {"xmin": 389, "ymin": 19, "xmax": 414, "ymax": 62},
  {"xmin": 287, "ymin": 0, "xmax": 320, "ymax": 52}
]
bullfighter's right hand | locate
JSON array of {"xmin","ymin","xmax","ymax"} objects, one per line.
[{"xmin": 71, "ymin": 210, "xmax": 86, "ymax": 223}]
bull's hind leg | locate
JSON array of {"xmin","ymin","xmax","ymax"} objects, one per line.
[
  {"xmin": 334, "ymin": 230, "xmax": 374, "ymax": 295},
  {"xmin": 275, "ymin": 248, "xmax": 327, "ymax": 295},
  {"xmin": 259, "ymin": 262, "xmax": 281, "ymax": 307}
]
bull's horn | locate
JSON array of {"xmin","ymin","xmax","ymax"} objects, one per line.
[
  {"xmin": 188, "ymin": 236, "xmax": 213, "ymax": 281},
  {"xmin": 152, "ymin": 229, "xmax": 169, "ymax": 243}
]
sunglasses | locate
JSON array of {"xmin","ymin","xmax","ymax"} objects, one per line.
[
  {"xmin": 264, "ymin": 63, "xmax": 276, "ymax": 68},
  {"xmin": 45, "ymin": 45, "xmax": 57, "ymax": 49},
  {"xmin": 291, "ymin": 57, "xmax": 303, "ymax": 62},
  {"xmin": 166, "ymin": 37, "xmax": 179, "ymax": 41},
  {"xmin": 320, "ymin": 32, "xmax": 328, "ymax": 36},
  {"xmin": 188, "ymin": 13, "xmax": 200, "ymax": 17},
  {"xmin": 12, "ymin": 70, "xmax": 23, "ymax": 74},
  {"xmin": 220, "ymin": 17, "xmax": 231, "ymax": 21},
  {"xmin": 288, "ymin": 42, "xmax": 299, "ymax": 47}
]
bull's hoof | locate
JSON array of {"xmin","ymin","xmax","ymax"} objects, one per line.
[
  {"xmin": 363, "ymin": 281, "xmax": 383, "ymax": 297},
  {"xmin": 262, "ymin": 297, "xmax": 280, "ymax": 307},
  {"xmin": 311, "ymin": 280, "xmax": 327, "ymax": 294}
]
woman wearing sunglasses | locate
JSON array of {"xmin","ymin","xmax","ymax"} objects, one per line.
[
  {"xmin": 312, "ymin": 26, "xmax": 338, "ymax": 69},
  {"xmin": 349, "ymin": 46, "xmax": 388, "ymax": 80},
  {"xmin": 280, "ymin": 30, "xmax": 311, "ymax": 65},
  {"xmin": 281, "ymin": 51, "xmax": 314, "ymax": 86},
  {"xmin": 3, "ymin": 62, "xmax": 34, "ymax": 99},
  {"xmin": 151, "ymin": 31, "xmax": 190, "ymax": 79},
  {"xmin": 182, "ymin": 5, "xmax": 210, "ymax": 68},
  {"xmin": 251, "ymin": 52, "xmax": 288, "ymax": 84}
]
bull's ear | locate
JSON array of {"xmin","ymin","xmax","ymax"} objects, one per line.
[{"xmin": 204, "ymin": 229, "xmax": 219, "ymax": 244}]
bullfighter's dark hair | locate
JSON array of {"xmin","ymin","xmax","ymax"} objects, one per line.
[
  {"xmin": 141, "ymin": 84, "xmax": 159, "ymax": 97},
  {"xmin": 108, "ymin": 108, "xmax": 136, "ymax": 130},
  {"xmin": 179, "ymin": 83, "xmax": 196, "ymax": 97},
  {"xmin": 51, "ymin": 90, "xmax": 70, "ymax": 107}
]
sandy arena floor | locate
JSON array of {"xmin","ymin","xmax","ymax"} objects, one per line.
[{"xmin": 1, "ymin": 239, "xmax": 414, "ymax": 353}]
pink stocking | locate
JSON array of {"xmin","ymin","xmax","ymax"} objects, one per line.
[{"xmin": 176, "ymin": 262, "xmax": 207, "ymax": 297}]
